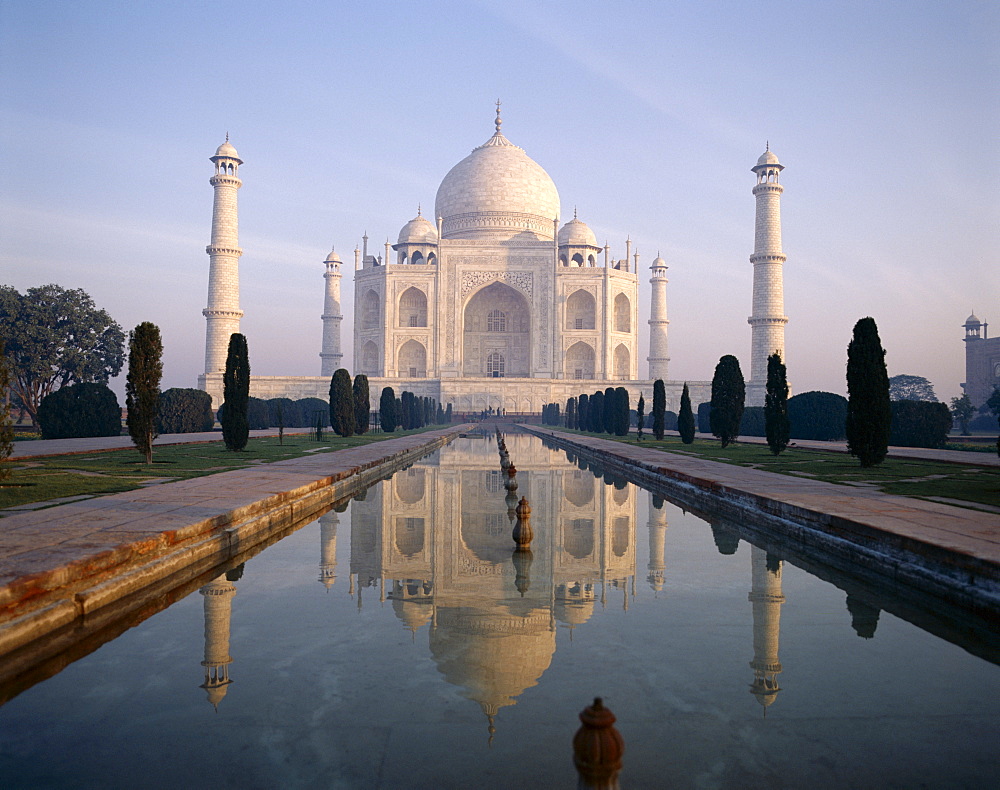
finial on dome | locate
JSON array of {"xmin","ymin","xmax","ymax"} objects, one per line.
[
  {"xmin": 573, "ymin": 206, "xmax": 578, "ymax": 220},
  {"xmin": 417, "ymin": 203, "xmax": 422, "ymax": 216},
  {"xmin": 495, "ymin": 98, "xmax": 502, "ymax": 132},
  {"xmin": 766, "ymin": 140, "xmax": 769, "ymax": 151},
  {"xmin": 225, "ymin": 131, "xmax": 229, "ymax": 143}
]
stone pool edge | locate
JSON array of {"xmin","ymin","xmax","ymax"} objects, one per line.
[
  {"xmin": 526, "ymin": 427, "xmax": 1000, "ymax": 617},
  {"xmin": 0, "ymin": 426, "xmax": 467, "ymax": 659}
]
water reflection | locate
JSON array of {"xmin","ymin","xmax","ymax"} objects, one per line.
[
  {"xmin": 198, "ymin": 571, "xmax": 237, "ymax": 709},
  {"xmin": 346, "ymin": 434, "xmax": 638, "ymax": 735},
  {"xmin": 748, "ymin": 546, "xmax": 784, "ymax": 711}
]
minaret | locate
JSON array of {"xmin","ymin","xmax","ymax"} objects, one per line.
[
  {"xmin": 318, "ymin": 511, "xmax": 339, "ymax": 589},
  {"xmin": 646, "ymin": 492, "xmax": 667, "ymax": 593},
  {"xmin": 747, "ymin": 145, "xmax": 788, "ymax": 407},
  {"xmin": 203, "ymin": 136, "xmax": 244, "ymax": 376},
  {"xmin": 199, "ymin": 572, "xmax": 237, "ymax": 709},
  {"xmin": 320, "ymin": 248, "xmax": 344, "ymax": 375},
  {"xmin": 748, "ymin": 545, "xmax": 784, "ymax": 711},
  {"xmin": 647, "ymin": 253, "xmax": 669, "ymax": 380}
]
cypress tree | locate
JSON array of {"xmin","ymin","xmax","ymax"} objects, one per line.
[
  {"xmin": 566, "ymin": 397, "xmax": 576, "ymax": 429},
  {"xmin": 445, "ymin": 403, "xmax": 452, "ymax": 423},
  {"xmin": 329, "ymin": 368, "xmax": 355, "ymax": 437},
  {"xmin": 590, "ymin": 391, "xmax": 604, "ymax": 433},
  {"xmin": 765, "ymin": 352, "xmax": 790, "ymax": 456},
  {"xmin": 677, "ymin": 382, "xmax": 695, "ymax": 444},
  {"xmin": 125, "ymin": 321, "xmax": 163, "ymax": 463},
  {"xmin": 400, "ymin": 391, "xmax": 413, "ymax": 429},
  {"xmin": 436, "ymin": 403, "xmax": 445, "ymax": 424},
  {"xmin": 353, "ymin": 374, "xmax": 370, "ymax": 434},
  {"xmin": 846, "ymin": 317, "xmax": 891, "ymax": 467},
  {"xmin": 636, "ymin": 394, "xmax": 645, "ymax": 441},
  {"xmin": 604, "ymin": 386, "xmax": 615, "ymax": 434},
  {"xmin": 221, "ymin": 333, "xmax": 250, "ymax": 451},
  {"xmin": 652, "ymin": 379, "xmax": 666, "ymax": 440},
  {"xmin": 578, "ymin": 393, "xmax": 589, "ymax": 432},
  {"xmin": 710, "ymin": 355, "xmax": 745, "ymax": 449},
  {"xmin": 379, "ymin": 386, "xmax": 397, "ymax": 432},
  {"xmin": 614, "ymin": 387, "xmax": 629, "ymax": 436}
]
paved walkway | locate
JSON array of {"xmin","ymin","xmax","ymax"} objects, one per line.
[
  {"xmin": 528, "ymin": 427, "xmax": 1000, "ymax": 610},
  {"xmin": 0, "ymin": 426, "xmax": 466, "ymax": 658}
]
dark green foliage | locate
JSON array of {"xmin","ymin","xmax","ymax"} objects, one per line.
[
  {"xmin": 846, "ymin": 317, "xmax": 891, "ymax": 467},
  {"xmin": 697, "ymin": 402, "xmax": 712, "ymax": 433},
  {"xmin": 37, "ymin": 382, "xmax": 121, "ymax": 439},
  {"xmin": 379, "ymin": 387, "xmax": 397, "ymax": 432},
  {"xmin": 221, "ymin": 333, "xmax": 249, "ymax": 451},
  {"xmin": 890, "ymin": 400, "xmax": 952, "ymax": 448},
  {"xmin": 353, "ymin": 374, "xmax": 370, "ymax": 434},
  {"xmin": 578, "ymin": 394, "xmax": 589, "ymax": 431},
  {"xmin": 764, "ymin": 353, "xmax": 790, "ymax": 456},
  {"xmin": 949, "ymin": 394, "xmax": 974, "ymax": 435},
  {"xmin": 636, "ymin": 394, "xmax": 645, "ymax": 440},
  {"xmin": 787, "ymin": 391, "xmax": 849, "ymax": 440},
  {"xmin": 566, "ymin": 397, "xmax": 577, "ymax": 430},
  {"xmin": 987, "ymin": 389, "xmax": 1000, "ymax": 457},
  {"xmin": 329, "ymin": 369, "xmax": 355, "ymax": 437},
  {"xmin": 589, "ymin": 391, "xmax": 604, "ymax": 433},
  {"xmin": 400, "ymin": 391, "xmax": 414, "ymax": 430},
  {"xmin": 436, "ymin": 403, "xmax": 445, "ymax": 424},
  {"xmin": 678, "ymin": 382, "xmax": 695, "ymax": 444},
  {"xmin": 888, "ymin": 374, "xmax": 937, "ymax": 402},
  {"xmin": 247, "ymin": 397, "xmax": 269, "ymax": 430},
  {"xmin": 445, "ymin": 403, "xmax": 452, "ymax": 423},
  {"xmin": 664, "ymin": 411, "xmax": 678, "ymax": 431},
  {"xmin": 296, "ymin": 398, "xmax": 329, "ymax": 428},
  {"xmin": 710, "ymin": 355, "xmax": 745, "ymax": 449},
  {"xmin": 266, "ymin": 398, "xmax": 301, "ymax": 429},
  {"xmin": 125, "ymin": 322, "xmax": 162, "ymax": 464},
  {"xmin": 604, "ymin": 387, "xmax": 615, "ymax": 435},
  {"xmin": 157, "ymin": 388, "xmax": 214, "ymax": 433},
  {"xmin": 739, "ymin": 407, "xmax": 766, "ymax": 437},
  {"xmin": 614, "ymin": 387, "xmax": 629, "ymax": 436},
  {"xmin": 0, "ymin": 284, "xmax": 126, "ymax": 427},
  {"xmin": 0, "ymin": 341, "xmax": 14, "ymax": 482},
  {"xmin": 652, "ymin": 379, "xmax": 666, "ymax": 440},
  {"xmin": 710, "ymin": 521, "xmax": 740, "ymax": 555}
]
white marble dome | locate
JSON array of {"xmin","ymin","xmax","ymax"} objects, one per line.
[
  {"xmin": 558, "ymin": 216, "xmax": 598, "ymax": 248},
  {"xmin": 397, "ymin": 212, "xmax": 438, "ymax": 245},
  {"xmin": 756, "ymin": 148, "xmax": 781, "ymax": 167},
  {"xmin": 324, "ymin": 247, "xmax": 341, "ymax": 264},
  {"xmin": 213, "ymin": 139, "xmax": 241, "ymax": 161},
  {"xmin": 434, "ymin": 127, "xmax": 560, "ymax": 241}
]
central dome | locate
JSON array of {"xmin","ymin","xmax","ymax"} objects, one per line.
[{"xmin": 434, "ymin": 121, "xmax": 560, "ymax": 242}]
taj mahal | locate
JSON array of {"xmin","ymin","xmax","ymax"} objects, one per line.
[{"xmin": 197, "ymin": 106, "xmax": 788, "ymax": 413}]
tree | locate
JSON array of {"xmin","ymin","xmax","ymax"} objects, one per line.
[
  {"xmin": 788, "ymin": 391, "xmax": 848, "ymax": 440},
  {"xmin": 890, "ymin": 400, "xmax": 952, "ymax": 448},
  {"xmin": 0, "ymin": 341, "xmax": 15, "ymax": 483},
  {"xmin": 846, "ymin": 317, "xmax": 891, "ymax": 467},
  {"xmin": 652, "ymin": 379, "xmax": 666, "ymax": 440},
  {"xmin": 329, "ymin": 369, "xmax": 355, "ymax": 437},
  {"xmin": 888, "ymin": 374, "xmax": 937, "ymax": 402},
  {"xmin": 590, "ymin": 391, "xmax": 604, "ymax": 433},
  {"xmin": 0, "ymin": 284, "xmax": 125, "ymax": 427},
  {"xmin": 380, "ymin": 386, "xmax": 397, "ymax": 432},
  {"xmin": 987, "ymin": 389, "xmax": 1000, "ymax": 457},
  {"xmin": 125, "ymin": 322, "xmax": 162, "ymax": 464},
  {"xmin": 765, "ymin": 352, "xmax": 790, "ymax": 456},
  {"xmin": 578, "ymin": 394, "xmax": 589, "ymax": 432},
  {"xmin": 566, "ymin": 397, "xmax": 576, "ymax": 429},
  {"xmin": 636, "ymin": 394, "xmax": 645, "ymax": 441},
  {"xmin": 604, "ymin": 387, "xmax": 616, "ymax": 434},
  {"xmin": 677, "ymin": 382, "xmax": 695, "ymax": 444},
  {"xmin": 353, "ymin": 374, "xmax": 370, "ymax": 434},
  {"xmin": 949, "ymin": 394, "xmax": 974, "ymax": 436},
  {"xmin": 37, "ymin": 383, "xmax": 121, "ymax": 439},
  {"xmin": 614, "ymin": 387, "xmax": 630, "ymax": 436},
  {"xmin": 445, "ymin": 403, "xmax": 452, "ymax": 423},
  {"xmin": 710, "ymin": 355, "xmax": 745, "ymax": 449},
  {"xmin": 221, "ymin": 333, "xmax": 250, "ymax": 451}
]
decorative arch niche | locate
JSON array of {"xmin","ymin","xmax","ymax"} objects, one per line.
[
  {"xmin": 566, "ymin": 289, "xmax": 596, "ymax": 330},
  {"xmin": 566, "ymin": 341, "xmax": 596, "ymax": 380},
  {"xmin": 614, "ymin": 344, "xmax": 630, "ymax": 380},
  {"xmin": 361, "ymin": 290, "xmax": 381, "ymax": 330},
  {"xmin": 614, "ymin": 293, "xmax": 631, "ymax": 332},
  {"xmin": 398, "ymin": 339, "xmax": 427, "ymax": 377},
  {"xmin": 462, "ymin": 281, "xmax": 530, "ymax": 377},
  {"xmin": 398, "ymin": 287, "xmax": 428, "ymax": 327},
  {"xmin": 361, "ymin": 341, "xmax": 379, "ymax": 375}
]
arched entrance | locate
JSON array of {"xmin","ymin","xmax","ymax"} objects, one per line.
[{"xmin": 462, "ymin": 281, "xmax": 530, "ymax": 377}]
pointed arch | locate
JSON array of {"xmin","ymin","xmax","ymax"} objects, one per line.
[
  {"xmin": 566, "ymin": 289, "xmax": 596, "ymax": 330},
  {"xmin": 361, "ymin": 341, "xmax": 379, "ymax": 375},
  {"xmin": 614, "ymin": 343, "xmax": 630, "ymax": 380},
  {"xmin": 614, "ymin": 293, "xmax": 631, "ymax": 332},
  {"xmin": 361, "ymin": 290, "xmax": 381, "ymax": 330},
  {"xmin": 398, "ymin": 287, "xmax": 427, "ymax": 327},
  {"xmin": 463, "ymin": 281, "xmax": 530, "ymax": 377},
  {"xmin": 566, "ymin": 341, "xmax": 596, "ymax": 380},
  {"xmin": 398, "ymin": 339, "xmax": 427, "ymax": 378}
]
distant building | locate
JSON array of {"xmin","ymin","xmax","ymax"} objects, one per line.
[{"xmin": 962, "ymin": 313, "xmax": 1000, "ymax": 408}]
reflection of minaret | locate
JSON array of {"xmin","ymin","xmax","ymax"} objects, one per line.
[
  {"xmin": 748, "ymin": 545, "xmax": 784, "ymax": 711},
  {"xmin": 200, "ymin": 572, "xmax": 236, "ymax": 710},
  {"xmin": 318, "ymin": 511, "xmax": 339, "ymax": 590},
  {"xmin": 646, "ymin": 492, "xmax": 667, "ymax": 593}
]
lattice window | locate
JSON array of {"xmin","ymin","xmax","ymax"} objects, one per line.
[
  {"xmin": 487, "ymin": 310, "xmax": 507, "ymax": 332},
  {"xmin": 486, "ymin": 352, "xmax": 505, "ymax": 378}
]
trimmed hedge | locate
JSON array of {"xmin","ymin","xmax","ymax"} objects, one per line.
[
  {"xmin": 890, "ymin": 400, "xmax": 952, "ymax": 448},
  {"xmin": 157, "ymin": 388, "xmax": 214, "ymax": 433},
  {"xmin": 788, "ymin": 391, "xmax": 848, "ymax": 440},
  {"xmin": 38, "ymin": 383, "xmax": 121, "ymax": 439},
  {"xmin": 739, "ymin": 406, "xmax": 766, "ymax": 437}
]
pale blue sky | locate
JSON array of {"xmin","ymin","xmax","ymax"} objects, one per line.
[{"xmin": 1, "ymin": 0, "xmax": 997, "ymax": 403}]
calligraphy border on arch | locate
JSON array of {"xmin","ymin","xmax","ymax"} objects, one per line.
[{"xmin": 460, "ymin": 270, "xmax": 534, "ymax": 300}]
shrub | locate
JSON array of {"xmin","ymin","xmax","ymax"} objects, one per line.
[
  {"xmin": 296, "ymin": 398, "xmax": 329, "ymax": 428},
  {"xmin": 739, "ymin": 407, "xmax": 766, "ymax": 437},
  {"xmin": 247, "ymin": 397, "xmax": 270, "ymax": 430},
  {"xmin": 329, "ymin": 369, "xmax": 355, "ymax": 437},
  {"xmin": 890, "ymin": 400, "xmax": 952, "ymax": 448},
  {"xmin": 710, "ymin": 355, "xmax": 745, "ymax": 448},
  {"xmin": 158, "ymin": 388, "xmax": 214, "ymax": 433},
  {"xmin": 788, "ymin": 391, "xmax": 848, "ymax": 440},
  {"xmin": 266, "ymin": 398, "xmax": 301, "ymax": 429},
  {"xmin": 379, "ymin": 387, "xmax": 397, "ymax": 432},
  {"xmin": 37, "ymin": 383, "xmax": 121, "ymax": 439},
  {"xmin": 697, "ymin": 402, "xmax": 712, "ymax": 433}
]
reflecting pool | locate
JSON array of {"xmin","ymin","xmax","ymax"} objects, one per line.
[{"xmin": 1, "ymin": 433, "xmax": 998, "ymax": 788}]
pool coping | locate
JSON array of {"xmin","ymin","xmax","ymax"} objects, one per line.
[{"xmin": 525, "ymin": 427, "xmax": 1000, "ymax": 618}]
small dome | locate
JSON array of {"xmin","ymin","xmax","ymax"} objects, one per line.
[
  {"xmin": 757, "ymin": 148, "xmax": 780, "ymax": 166},
  {"xmin": 213, "ymin": 139, "xmax": 241, "ymax": 161},
  {"xmin": 650, "ymin": 253, "xmax": 667, "ymax": 268},
  {"xmin": 558, "ymin": 217, "xmax": 598, "ymax": 247},
  {"xmin": 324, "ymin": 247, "xmax": 342, "ymax": 264},
  {"xmin": 397, "ymin": 212, "xmax": 438, "ymax": 245},
  {"xmin": 965, "ymin": 312, "xmax": 981, "ymax": 325}
]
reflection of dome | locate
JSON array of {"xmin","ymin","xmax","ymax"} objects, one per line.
[
  {"xmin": 555, "ymin": 582, "xmax": 596, "ymax": 627},
  {"xmin": 434, "ymin": 120, "xmax": 560, "ymax": 241},
  {"xmin": 397, "ymin": 211, "xmax": 438, "ymax": 245},
  {"xmin": 558, "ymin": 216, "xmax": 597, "ymax": 247},
  {"xmin": 429, "ymin": 607, "xmax": 555, "ymax": 719},
  {"xmin": 392, "ymin": 595, "xmax": 434, "ymax": 633}
]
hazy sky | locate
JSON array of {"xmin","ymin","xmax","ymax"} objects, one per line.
[{"xmin": 1, "ymin": 0, "xmax": 997, "ymax": 403}]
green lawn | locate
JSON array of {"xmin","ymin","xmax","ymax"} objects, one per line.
[
  {"xmin": 552, "ymin": 429, "xmax": 1000, "ymax": 510},
  {"xmin": 0, "ymin": 428, "xmax": 439, "ymax": 510}
]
